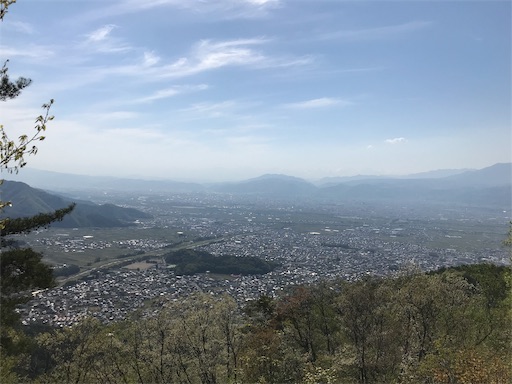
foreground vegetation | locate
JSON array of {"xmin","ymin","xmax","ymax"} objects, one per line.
[{"xmin": 1, "ymin": 263, "xmax": 510, "ymax": 384}]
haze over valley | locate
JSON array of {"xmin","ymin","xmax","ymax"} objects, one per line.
[{"xmin": 4, "ymin": 162, "xmax": 509, "ymax": 327}]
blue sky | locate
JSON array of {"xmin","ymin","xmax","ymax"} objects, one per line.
[{"xmin": 1, "ymin": 0, "xmax": 510, "ymax": 181}]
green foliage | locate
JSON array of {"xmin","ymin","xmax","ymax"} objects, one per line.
[
  {"xmin": 0, "ymin": 354, "xmax": 19, "ymax": 383},
  {"xmin": 165, "ymin": 248, "xmax": 277, "ymax": 275},
  {"xmin": 0, "ymin": 61, "xmax": 31, "ymax": 101},
  {"xmin": 0, "ymin": 61, "xmax": 54, "ymax": 176},
  {"xmin": 0, "ymin": 193, "xmax": 74, "ymax": 351},
  {"xmin": 0, "ymin": 247, "xmax": 56, "ymax": 357},
  {"xmin": 244, "ymin": 294, "xmax": 276, "ymax": 324},
  {"xmin": 4, "ymin": 262, "xmax": 509, "ymax": 383},
  {"xmin": 0, "ymin": 0, "xmax": 15, "ymax": 20},
  {"xmin": 431, "ymin": 263, "xmax": 510, "ymax": 308},
  {"xmin": 0, "ymin": 248, "xmax": 54, "ymax": 300},
  {"xmin": 239, "ymin": 327, "xmax": 305, "ymax": 384},
  {"xmin": 1, "ymin": 203, "xmax": 75, "ymax": 239},
  {"xmin": 33, "ymin": 294, "xmax": 242, "ymax": 384},
  {"xmin": 0, "ymin": 96, "xmax": 54, "ymax": 174},
  {"xmin": 52, "ymin": 264, "xmax": 80, "ymax": 278},
  {"xmin": 504, "ymin": 221, "xmax": 512, "ymax": 249}
]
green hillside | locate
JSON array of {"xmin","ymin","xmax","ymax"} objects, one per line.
[
  {"xmin": 0, "ymin": 181, "xmax": 151, "ymax": 227},
  {"xmin": 1, "ymin": 263, "xmax": 510, "ymax": 383}
]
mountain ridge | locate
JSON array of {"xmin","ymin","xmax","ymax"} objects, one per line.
[
  {"xmin": 2, "ymin": 163, "xmax": 511, "ymax": 209},
  {"xmin": 0, "ymin": 180, "xmax": 151, "ymax": 228},
  {"xmin": 5, "ymin": 163, "xmax": 510, "ymax": 191}
]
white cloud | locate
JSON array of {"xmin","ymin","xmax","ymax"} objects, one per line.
[
  {"xmin": 0, "ymin": 44, "xmax": 55, "ymax": 59},
  {"xmin": 86, "ymin": 24, "xmax": 117, "ymax": 42},
  {"xmin": 133, "ymin": 84, "xmax": 208, "ymax": 103},
  {"xmin": 160, "ymin": 39, "xmax": 268, "ymax": 77},
  {"xmin": 182, "ymin": 100, "xmax": 239, "ymax": 118},
  {"xmin": 196, "ymin": 39, "xmax": 266, "ymax": 68},
  {"xmin": 85, "ymin": 0, "xmax": 281, "ymax": 20},
  {"xmin": 82, "ymin": 24, "xmax": 132, "ymax": 53},
  {"xmin": 385, "ymin": 137, "xmax": 407, "ymax": 144},
  {"xmin": 284, "ymin": 97, "xmax": 353, "ymax": 109},
  {"xmin": 75, "ymin": 38, "xmax": 283, "ymax": 81},
  {"xmin": 146, "ymin": 37, "xmax": 311, "ymax": 79},
  {"xmin": 143, "ymin": 51, "xmax": 161, "ymax": 67},
  {"xmin": 43, "ymin": 36, "xmax": 308, "ymax": 91},
  {"xmin": 245, "ymin": 0, "xmax": 279, "ymax": 5},
  {"xmin": 7, "ymin": 20, "xmax": 35, "ymax": 34}
]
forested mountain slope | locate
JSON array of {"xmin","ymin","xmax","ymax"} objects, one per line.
[
  {"xmin": 4, "ymin": 263, "xmax": 510, "ymax": 383},
  {"xmin": 0, "ymin": 181, "xmax": 151, "ymax": 227}
]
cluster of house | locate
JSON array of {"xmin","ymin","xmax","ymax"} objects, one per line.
[{"xmin": 20, "ymin": 219, "xmax": 508, "ymax": 328}]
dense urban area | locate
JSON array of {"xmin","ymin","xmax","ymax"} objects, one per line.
[{"xmin": 17, "ymin": 192, "xmax": 510, "ymax": 328}]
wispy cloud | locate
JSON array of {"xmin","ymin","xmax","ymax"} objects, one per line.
[
  {"xmin": 245, "ymin": 0, "xmax": 279, "ymax": 5},
  {"xmin": 133, "ymin": 84, "xmax": 208, "ymax": 103},
  {"xmin": 385, "ymin": 137, "xmax": 407, "ymax": 144},
  {"xmin": 47, "ymin": 36, "xmax": 309, "ymax": 91},
  {"xmin": 86, "ymin": 24, "xmax": 117, "ymax": 42},
  {"xmin": 226, "ymin": 134, "xmax": 271, "ymax": 146},
  {"xmin": 201, "ymin": 122, "xmax": 272, "ymax": 137},
  {"xmin": 160, "ymin": 38, "xmax": 268, "ymax": 77},
  {"xmin": 182, "ymin": 100, "xmax": 242, "ymax": 118},
  {"xmin": 283, "ymin": 97, "xmax": 353, "ymax": 109},
  {"xmin": 85, "ymin": 0, "xmax": 281, "ymax": 20},
  {"xmin": 94, "ymin": 111, "xmax": 140, "ymax": 121},
  {"xmin": 142, "ymin": 51, "xmax": 161, "ymax": 67},
  {"xmin": 0, "ymin": 44, "xmax": 55, "ymax": 59},
  {"xmin": 319, "ymin": 21, "xmax": 432, "ymax": 41},
  {"xmin": 82, "ymin": 24, "xmax": 132, "ymax": 53},
  {"xmin": 7, "ymin": 20, "xmax": 35, "ymax": 34}
]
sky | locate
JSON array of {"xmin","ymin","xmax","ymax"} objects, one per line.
[{"xmin": 1, "ymin": 0, "xmax": 510, "ymax": 182}]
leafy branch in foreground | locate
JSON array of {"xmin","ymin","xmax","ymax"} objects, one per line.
[
  {"xmin": 0, "ymin": 2, "xmax": 74, "ymax": 370},
  {"xmin": 1, "ymin": 203, "xmax": 75, "ymax": 242},
  {"xmin": 0, "ymin": 86, "xmax": 54, "ymax": 174},
  {"xmin": 0, "ymin": 60, "xmax": 31, "ymax": 101},
  {"xmin": 0, "ymin": 0, "xmax": 16, "ymax": 21}
]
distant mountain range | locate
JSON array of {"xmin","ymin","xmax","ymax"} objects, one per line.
[
  {"xmin": 0, "ymin": 180, "xmax": 151, "ymax": 228},
  {"xmin": 211, "ymin": 174, "xmax": 317, "ymax": 197},
  {"xmin": 211, "ymin": 164, "xmax": 511, "ymax": 208},
  {"xmin": 314, "ymin": 168, "xmax": 473, "ymax": 187},
  {"xmin": 3, "ymin": 163, "xmax": 511, "ymax": 211},
  {"xmin": 3, "ymin": 169, "xmax": 205, "ymax": 193}
]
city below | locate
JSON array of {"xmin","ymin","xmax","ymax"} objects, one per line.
[{"xmin": 15, "ymin": 188, "xmax": 510, "ymax": 328}]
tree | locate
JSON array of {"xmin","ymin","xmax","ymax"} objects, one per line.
[
  {"xmin": 335, "ymin": 277, "xmax": 401, "ymax": 384},
  {"xmin": 5, "ymin": 263, "xmax": 509, "ymax": 382},
  {"xmin": 0, "ymin": 1, "xmax": 51, "ymax": 219},
  {"xmin": 0, "ymin": 60, "xmax": 53, "ymax": 179},
  {"xmin": 504, "ymin": 221, "xmax": 512, "ymax": 251},
  {"xmin": 0, "ymin": 0, "xmax": 15, "ymax": 20},
  {"xmin": 0, "ymin": 1, "xmax": 54, "ymax": 226},
  {"xmin": 34, "ymin": 293, "xmax": 244, "ymax": 383},
  {"xmin": 0, "ymin": 1, "xmax": 74, "ymax": 367}
]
